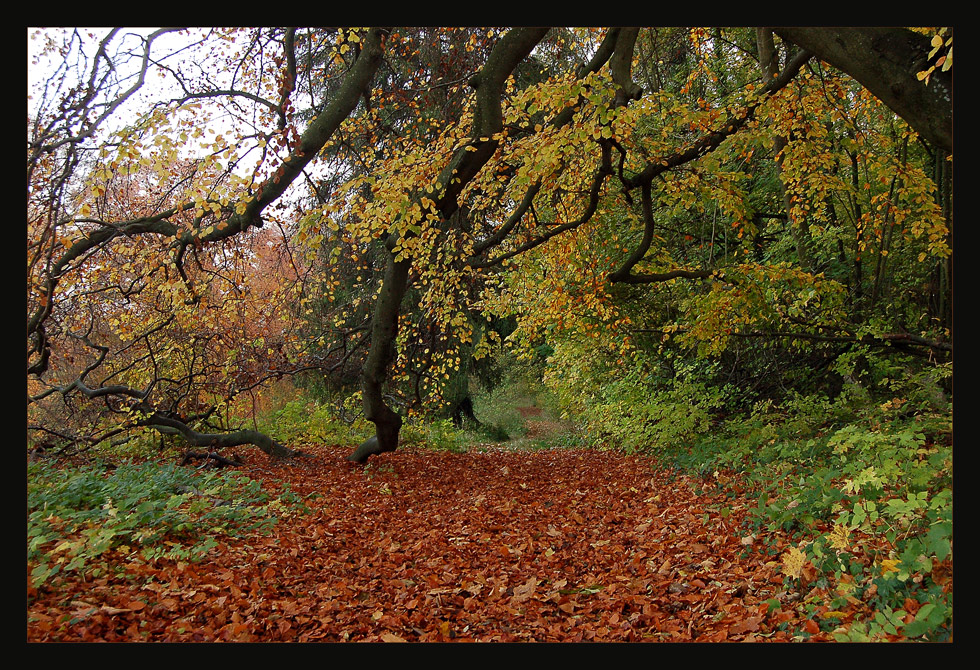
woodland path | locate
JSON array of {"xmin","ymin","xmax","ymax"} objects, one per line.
[
  {"xmin": 508, "ymin": 404, "xmax": 578, "ymax": 447},
  {"xmin": 27, "ymin": 435, "xmax": 849, "ymax": 642}
]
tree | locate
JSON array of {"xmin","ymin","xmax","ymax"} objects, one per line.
[
  {"xmin": 29, "ymin": 27, "xmax": 386, "ymax": 457},
  {"xmin": 27, "ymin": 27, "xmax": 951, "ymax": 463}
]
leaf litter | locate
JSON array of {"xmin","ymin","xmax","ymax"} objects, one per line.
[{"xmin": 28, "ymin": 444, "xmax": 841, "ymax": 642}]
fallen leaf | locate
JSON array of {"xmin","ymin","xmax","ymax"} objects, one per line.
[
  {"xmin": 511, "ymin": 576, "xmax": 539, "ymax": 603},
  {"xmin": 730, "ymin": 616, "xmax": 764, "ymax": 634}
]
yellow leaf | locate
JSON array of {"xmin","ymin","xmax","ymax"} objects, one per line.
[
  {"xmin": 879, "ymin": 558, "xmax": 900, "ymax": 576},
  {"xmin": 781, "ymin": 546, "xmax": 809, "ymax": 579},
  {"xmin": 827, "ymin": 522, "xmax": 851, "ymax": 551}
]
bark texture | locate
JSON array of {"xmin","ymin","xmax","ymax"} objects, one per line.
[{"xmin": 143, "ymin": 412, "xmax": 299, "ymax": 459}]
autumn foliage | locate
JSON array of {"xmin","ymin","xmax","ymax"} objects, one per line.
[
  {"xmin": 27, "ymin": 27, "xmax": 952, "ymax": 643},
  {"xmin": 26, "ymin": 444, "xmax": 907, "ymax": 642}
]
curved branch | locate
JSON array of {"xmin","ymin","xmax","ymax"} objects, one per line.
[
  {"xmin": 626, "ymin": 47, "xmax": 812, "ymax": 190},
  {"xmin": 193, "ymin": 27, "xmax": 386, "ymax": 242},
  {"xmin": 470, "ymin": 181, "xmax": 542, "ymax": 257},
  {"xmin": 613, "ymin": 268, "xmax": 721, "ymax": 285},
  {"xmin": 607, "ymin": 179, "xmax": 655, "ymax": 282},
  {"xmin": 603, "ymin": 46, "xmax": 813, "ymax": 286},
  {"xmin": 471, "ymin": 140, "xmax": 614, "ymax": 269},
  {"xmin": 467, "ymin": 27, "xmax": 626, "ymax": 263},
  {"xmin": 29, "ymin": 29, "xmax": 386, "ymax": 378},
  {"xmin": 636, "ymin": 326, "xmax": 952, "ymax": 356},
  {"xmin": 141, "ymin": 412, "xmax": 299, "ymax": 458}
]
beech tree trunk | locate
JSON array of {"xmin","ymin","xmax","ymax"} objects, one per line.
[
  {"xmin": 349, "ymin": 27, "xmax": 551, "ymax": 463},
  {"xmin": 349, "ymin": 254, "xmax": 411, "ymax": 463}
]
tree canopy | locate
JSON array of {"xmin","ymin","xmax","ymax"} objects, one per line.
[{"xmin": 27, "ymin": 27, "xmax": 952, "ymax": 462}]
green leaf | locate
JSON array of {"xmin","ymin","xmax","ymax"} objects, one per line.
[
  {"xmin": 925, "ymin": 521, "xmax": 952, "ymax": 561},
  {"xmin": 902, "ymin": 602, "xmax": 947, "ymax": 638}
]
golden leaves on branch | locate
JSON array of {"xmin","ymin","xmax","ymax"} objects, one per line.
[{"xmin": 917, "ymin": 29, "xmax": 952, "ymax": 86}]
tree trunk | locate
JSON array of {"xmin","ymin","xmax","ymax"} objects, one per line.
[
  {"xmin": 451, "ymin": 396, "xmax": 481, "ymax": 428},
  {"xmin": 349, "ymin": 27, "xmax": 551, "ymax": 463},
  {"xmin": 349, "ymin": 253, "xmax": 411, "ymax": 463},
  {"xmin": 347, "ymin": 435, "xmax": 387, "ymax": 463}
]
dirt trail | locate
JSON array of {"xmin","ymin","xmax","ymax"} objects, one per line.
[{"xmin": 512, "ymin": 405, "xmax": 577, "ymax": 445}]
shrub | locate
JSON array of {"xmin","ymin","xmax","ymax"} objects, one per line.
[
  {"xmin": 262, "ymin": 396, "xmax": 370, "ymax": 446},
  {"xmin": 401, "ymin": 417, "xmax": 468, "ymax": 453},
  {"xmin": 727, "ymin": 398, "xmax": 950, "ymax": 640},
  {"xmin": 582, "ymin": 374, "xmax": 728, "ymax": 453}
]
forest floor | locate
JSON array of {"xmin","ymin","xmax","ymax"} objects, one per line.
[
  {"xmin": 507, "ymin": 404, "xmax": 577, "ymax": 447},
  {"xmin": 28, "ymin": 409, "xmax": 868, "ymax": 643}
]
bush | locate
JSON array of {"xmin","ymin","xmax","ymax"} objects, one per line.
[
  {"xmin": 401, "ymin": 418, "xmax": 468, "ymax": 453},
  {"xmin": 676, "ymin": 385, "xmax": 952, "ymax": 641},
  {"xmin": 581, "ymin": 374, "xmax": 728, "ymax": 453},
  {"xmin": 262, "ymin": 396, "xmax": 370, "ymax": 446}
]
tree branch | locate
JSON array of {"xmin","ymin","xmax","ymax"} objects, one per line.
[{"xmin": 773, "ymin": 27, "xmax": 951, "ymax": 153}]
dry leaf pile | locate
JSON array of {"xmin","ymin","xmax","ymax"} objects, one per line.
[{"xmin": 28, "ymin": 445, "xmax": 830, "ymax": 642}]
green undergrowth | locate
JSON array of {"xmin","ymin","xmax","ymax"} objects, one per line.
[
  {"xmin": 665, "ymin": 387, "xmax": 953, "ymax": 641},
  {"xmin": 401, "ymin": 418, "xmax": 470, "ymax": 453},
  {"xmin": 27, "ymin": 460, "xmax": 308, "ymax": 591},
  {"xmin": 260, "ymin": 395, "xmax": 373, "ymax": 447},
  {"xmin": 470, "ymin": 380, "xmax": 537, "ymax": 443},
  {"xmin": 257, "ymin": 368, "xmax": 577, "ymax": 454},
  {"xmin": 400, "ymin": 415, "xmax": 584, "ymax": 453},
  {"xmin": 260, "ymin": 393, "xmax": 520, "ymax": 452},
  {"xmin": 579, "ymin": 375, "xmax": 729, "ymax": 454}
]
